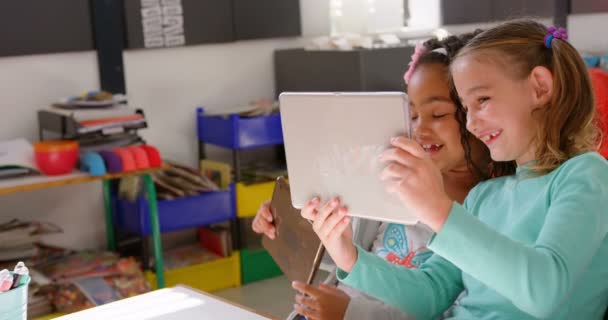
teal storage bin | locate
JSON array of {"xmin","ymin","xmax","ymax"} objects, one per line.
[{"xmin": 0, "ymin": 274, "xmax": 30, "ymax": 320}]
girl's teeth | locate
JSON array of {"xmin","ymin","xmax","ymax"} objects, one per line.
[
  {"xmin": 423, "ymin": 144, "xmax": 442, "ymax": 151},
  {"xmin": 482, "ymin": 131, "xmax": 500, "ymax": 142}
]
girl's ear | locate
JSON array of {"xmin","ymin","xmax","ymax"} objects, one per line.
[{"xmin": 529, "ymin": 66, "xmax": 554, "ymax": 108}]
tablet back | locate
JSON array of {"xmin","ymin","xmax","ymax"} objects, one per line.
[{"xmin": 279, "ymin": 92, "xmax": 417, "ymax": 225}]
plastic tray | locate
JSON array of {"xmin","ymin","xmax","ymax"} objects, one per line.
[
  {"xmin": 114, "ymin": 184, "xmax": 236, "ymax": 235},
  {"xmin": 197, "ymin": 107, "xmax": 283, "ymax": 150},
  {"xmin": 145, "ymin": 252, "xmax": 241, "ymax": 292},
  {"xmin": 240, "ymin": 248, "xmax": 282, "ymax": 284},
  {"xmin": 236, "ymin": 181, "xmax": 276, "ymax": 218}
]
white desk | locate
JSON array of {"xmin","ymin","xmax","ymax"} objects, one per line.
[{"xmin": 55, "ymin": 285, "xmax": 276, "ymax": 320}]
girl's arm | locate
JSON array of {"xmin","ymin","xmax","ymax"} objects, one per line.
[
  {"xmin": 301, "ymin": 196, "xmax": 463, "ymax": 320},
  {"xmin": 345, "ymin": 296, "xmax": 418, "ymax": 320},
  {"xmin": 427, "ymin": 154, "xmax": 608, "ymax": 318},
  {"xmin": 338, "ymin": 248, "xmax": 463, "ymax": 320}
]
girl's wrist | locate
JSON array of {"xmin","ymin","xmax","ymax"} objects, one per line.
[
  {"xmin": 341, "ymin": 243, "xmax": 358, "ymax": 273},
  {"xmin": 427, "ymin": 196, "xmax": 453, "ymax": 232}
]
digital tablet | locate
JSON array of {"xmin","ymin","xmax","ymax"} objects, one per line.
[{"xmin": 279, "ymin": 92, "xmax": 417, "ymax": 225}]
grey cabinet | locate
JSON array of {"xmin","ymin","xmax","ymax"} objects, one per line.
[
  {"xmin": 0, "ymin": 0, "xmax": 93, "ymax": 57},
  {"xmin": 274, "ymin": 46, "xmax": 414, "ymax": 95}
]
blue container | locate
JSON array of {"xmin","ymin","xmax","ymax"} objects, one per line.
[
  {"xmin": 0, "ymin": 275, "xmax": 30, "ymax": 320},
  {"xmin": 584, "ymin": 55, "xmax": 600, "ymax": 68},
  {"xmin": 114, "ymin": 185, "xmax": 236, "ymax": 235},
  {"xmin": 197, "ymin": 107, "xmax": 283, "ymax": 150}
]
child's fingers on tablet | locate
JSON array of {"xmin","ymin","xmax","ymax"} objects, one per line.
[
  {"xmin": 380, "ymin": 162, "xmax": 410, "ymax": 181},
  {"xmin": 327, "ymin": 215, "xmax": 351, "ymax": 243},
  {"xmin": 390, "ymin": 136, "xmax": 428, "ymax": 159},
  {"xmin": 312, "ymin": 198, "xmax": 340, "ymax": 235},
  {"xmin": 317, "ymin": 206, "xmax": 347, "ymax": 238},
  {"xmin": 384, "ymin": 179, "xmax": 402, "ymax": 194},
  {"xmin": 380, "ymin": 146, "xmax": 419, "ymax": 168},
  {"xmin": 301, "ymin": 197, "xmax": 321, "ymax": 220}
]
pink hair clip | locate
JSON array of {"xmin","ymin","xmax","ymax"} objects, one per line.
[
  {"xmin": 544, "ymin": 26, "xmax": 568, "ymax": 49},
  {"xmin": 403, "ymin": 43, "xmax": 427, "ymax": 84}
]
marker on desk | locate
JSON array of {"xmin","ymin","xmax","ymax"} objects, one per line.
[
  {"xmin": 10, "ymin": 261, "xmax": 29, "ymax": 289},
  {"xmin": 0, "ymin": 269, "xmax": 13, "ymax": 292}
]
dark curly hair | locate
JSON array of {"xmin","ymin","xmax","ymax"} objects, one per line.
[{"xmin": 407, "ymin": 31, "xmax": 516, "ymax": 179}]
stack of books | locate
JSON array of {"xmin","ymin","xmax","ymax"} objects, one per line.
[{"xmin": 38, "ymin": 91, "xmax": 148, "ymax": 152}]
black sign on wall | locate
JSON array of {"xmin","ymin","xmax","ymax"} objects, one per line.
[
  {"xmin": 124, "ymin": 0, "xmax": 234, "ymax": 49},
  {"xmin": 0, "ymin": 0, "xmax": 94, "ymax": 57},
  {"xmin": 233, "ymin": 0, "xmax": 301, "ymax": 40}
]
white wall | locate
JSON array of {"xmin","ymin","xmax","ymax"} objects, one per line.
[
  {"xmin": 568, "ymin": 13, "xmax": 608, "ymax": 53},
  {"xmin": 124, "ymin": 38, "xmax": 305, "ymax": 165},
  {"xmin": 0, "ymin": 52, "xmax": 106, "ymax": 249}
]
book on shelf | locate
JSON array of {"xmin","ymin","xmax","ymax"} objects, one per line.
[
  {"xmin": 0, "ymin": 138, "xmax": 39, "ymax": 178},
  {"xmin": 46, "ymin": 104, "xmax": 138, "ymax": 122},
  {"xmin": 198, "ymin": 226, "xmax": 232, "ymax": 257},
  {"xmin": 199, "ymin": 160, "xmax": 231, "ymax": 190}
]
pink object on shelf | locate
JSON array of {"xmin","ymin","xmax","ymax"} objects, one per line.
[
  {"xmin": 113, "ymin": 148, "xmax": 136, "ymax": 171},
  {"xmin": 127, "ymin": 146, "xmax": 150, "ymax": 169}
]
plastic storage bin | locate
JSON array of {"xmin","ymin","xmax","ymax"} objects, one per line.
[
  {"xmin": 146, "ymin": 252, "xmax": 241, "ymax": 292},
  {"xmin": 584, "ymin": 55, "xmax": 601, "ymax": 68},
  {"xmin": 236, "ymin": 181, "xmax": 276, "ymax": 218},
  {"xmin": 0, "ymin": 275, "xmax": 30, "ymax": 320},
  {"xmin": 32, "ymin": 313, "xmax": 66, "ymax": 320},
  {"xmin": 240, "ymin": 248, "xmax": 282, "ymax": 284},
  {"xmin": 197, "ymin": 108, "xmax": 283, "ymax": 150},
  {"xmin": 114, "ymin": 184, "xmax": 236, "ymax": 235}
]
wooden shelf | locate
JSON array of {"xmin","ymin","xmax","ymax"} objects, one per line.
[{"xmin": 0, "ymin": 168, "xmax": 162, "ymax": 196}]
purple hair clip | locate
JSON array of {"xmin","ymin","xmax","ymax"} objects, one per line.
[
  {"xmin": 544, "ymin": 26, "xmax": 568, "ymax": 49},
  {"xmin": 403, "ymin": 43, "xmax": 427, "ymax": 84}
]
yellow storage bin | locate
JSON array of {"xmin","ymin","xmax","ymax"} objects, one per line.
[
  {"xmin": 33, "ymin": 313, "xmax": 66, "ymax": 320},
  {"xmin": 236, "ymin": 181, "xmax": 276, "ymax": 218},
  {"xmin": 145, "ymin": 251, "xmax": 241, "ymax": 292}
]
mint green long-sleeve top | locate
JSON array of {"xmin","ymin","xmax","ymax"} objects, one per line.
[{"xmin": 337, "ymin": 152, "xmax": 608, "ymax": 319}]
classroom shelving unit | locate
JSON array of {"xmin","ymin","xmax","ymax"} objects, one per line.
[{"xmin": 197, "ymin": 107, "xmax": 284, "ymax": 284}]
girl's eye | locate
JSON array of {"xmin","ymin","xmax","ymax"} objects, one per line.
[
  {"xmin": 410, "ymin": 114, "xmax": 419, "ymax": 121},
  {"xmin": 478, "ymin": 97, "xmax": 490, "ymax": 105},
  {"xmin": 432, "ymin": 114, "xmax": 448, "ymax": 119}
]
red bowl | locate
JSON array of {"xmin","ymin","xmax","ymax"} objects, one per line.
[{"xmin": 33, "ymin": 141, "xmax": 79, "ymax": 175}]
